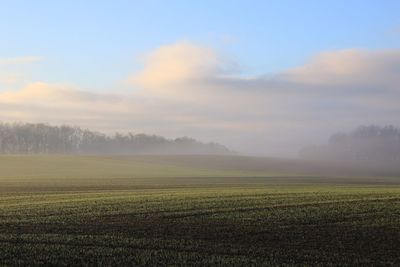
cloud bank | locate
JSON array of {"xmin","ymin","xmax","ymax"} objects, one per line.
[{"xmin": 0, "ymin": 44, "xmax": 399, "ymax": 156}]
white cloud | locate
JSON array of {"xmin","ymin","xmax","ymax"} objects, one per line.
[
  {"xmin": 281, "ymin": 49, "xmax": 400, "ymax": 88},
  {"xmin": 130, "ymin": 41, "xmax": 233, "ymax": 95}
]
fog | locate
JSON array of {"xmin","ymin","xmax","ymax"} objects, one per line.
[
  {"xmin": 301, "ymin": 125, "xmax": 400, "ymax": 162},
  {"xmin": 1, "ymin": 121, "xmax": 400, "ymax": 182}
]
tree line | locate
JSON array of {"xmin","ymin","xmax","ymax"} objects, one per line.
[
  {"xmin": 300, "ymin": 125, "xmax": 400, "ymax": 162},
  {"xmin": 0, "ymin": 122, "xmax": 232, "ymax": 155}
]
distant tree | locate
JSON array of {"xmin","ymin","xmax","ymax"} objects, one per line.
[
  {"xmin": 300, "ymin": 125, "xmax": 400, "ymax": 162},
  {"xmin": 0, "ymin": 122, "xmax": 232, "ymax": 155}
]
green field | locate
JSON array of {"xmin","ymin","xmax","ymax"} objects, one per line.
[{"xmin": 0, "ymin": 155, "xmax": 399, "ymax": 266}]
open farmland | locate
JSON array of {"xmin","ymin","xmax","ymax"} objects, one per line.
[
  {"xmin": 1, "ymin": 154, "xmax": 400, "ymax": 192},
  {"xmin": 0, "ymin": 155, "xmax": 399, "ymax": 266}
]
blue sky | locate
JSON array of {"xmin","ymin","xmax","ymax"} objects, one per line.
[
  {"xmin": 1, "ymin": 1, "xmax": 400, "ymax": 155},
  {"xmin": 1, "ymin": 0, "xmax": 399, "ymax": 89}
]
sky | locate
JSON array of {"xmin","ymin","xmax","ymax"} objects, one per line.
[{"xmin": 1, "ymin": 0, "xmax": 400, "ymax": 156}]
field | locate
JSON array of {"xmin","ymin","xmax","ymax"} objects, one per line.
[{"xmin": 0, "ymin": 155, "xmax": 399, "ymax": 266}]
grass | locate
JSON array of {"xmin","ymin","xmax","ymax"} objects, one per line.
[{"xmin": 0, "ymin": 155, "xmax": 399, "ymax": 265}]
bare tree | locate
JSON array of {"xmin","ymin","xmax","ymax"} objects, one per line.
[{"xmin": 0, "ymin": 122, "xmax": 232, "ymax": 155}]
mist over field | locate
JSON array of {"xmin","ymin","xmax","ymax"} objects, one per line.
[
  {"xmin": 2, "ymin": 121, "xmax": 400, "ymax": 166},
  {"xmin": 1, "ymin": 1, "xmax": 400, "ymax": 266},
  {"xmin": 301, "ymin": 125, "xmax": 400, "ymax": 162}
]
